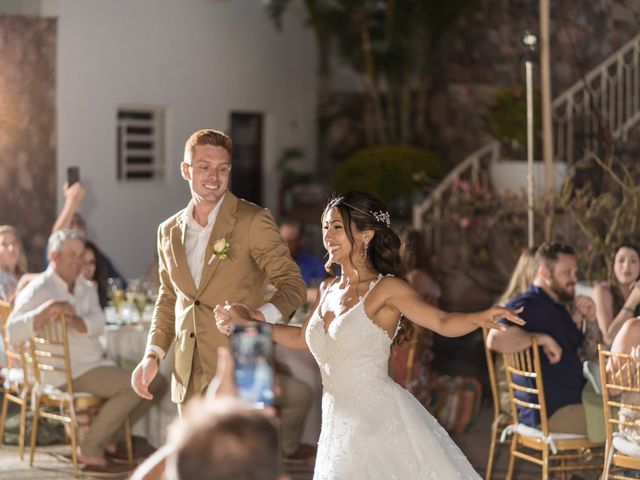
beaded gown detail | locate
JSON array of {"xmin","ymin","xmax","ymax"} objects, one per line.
[{"xmin": 305, "ymin": 276, "xmax": 481, "ymax": 480}]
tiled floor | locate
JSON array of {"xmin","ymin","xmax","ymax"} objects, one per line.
[{"xmin": 0, "ymin": 405, "xmax": 546, "ymax": 479}]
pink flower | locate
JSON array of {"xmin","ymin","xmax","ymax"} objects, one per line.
[
  {"xmin": 451, "ymin": 179, "xmax": 461, "ymax": 190},
  {"xmin": 459, "ymin": 217, "xmax": 471, "ymax": 229},
  {"xmin": 459, "ymin": 180, "xmax": 471, "ymax": 193}
]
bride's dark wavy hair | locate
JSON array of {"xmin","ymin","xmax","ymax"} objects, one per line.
[{"xmin": 322, "ymin": 191, "xmax": 413, "ymax": 345}]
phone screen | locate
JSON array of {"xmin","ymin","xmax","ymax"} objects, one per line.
[
  {"xmin": 230, "ymin": 322, "xmax": 275, "ymax": 408},
  {"xmin": 67, "ymin": 166, "xmax": 80, "ymax": 186}
]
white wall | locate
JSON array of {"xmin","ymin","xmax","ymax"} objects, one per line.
[{"xmin": 48, "ymin": 0, "xmax": 317, "ymax": 278}]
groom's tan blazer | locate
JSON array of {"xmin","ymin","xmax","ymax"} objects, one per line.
[{"xmin": 146, "ymin": 192, "xmax": 306, "ymax": 403}]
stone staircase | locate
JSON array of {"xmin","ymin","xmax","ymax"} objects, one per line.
[{"xmin": 413, "ymin": 32, "xmax": 640, "ymax": 252}]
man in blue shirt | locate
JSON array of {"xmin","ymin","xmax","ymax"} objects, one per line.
[
  {"xmin": 280, "ymin": 219, "xmax": 326, "ymax": 288},
  {"xmin": 487, "ymin": 242, "xmax": 595, "ymax": 434}
]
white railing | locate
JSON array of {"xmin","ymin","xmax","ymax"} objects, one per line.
[
  {"xmin": 412, "ymin": 141, "xmax": 500, "ymax": 252},
  {"xmin": 553, "ymin": 33, "xmax": 640, "ymax": 164},
  {"xmin": 413, "ymin": 32, "xmax": 640, "ymax": 245}
]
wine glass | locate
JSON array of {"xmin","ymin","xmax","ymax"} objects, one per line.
[
  {"xmin": 132, "ymin": 293, "xmax": 148, "ymax": 322},
  {"xmin": 108, "ymin": 278, "xmax": 125, "ymax": 313}
]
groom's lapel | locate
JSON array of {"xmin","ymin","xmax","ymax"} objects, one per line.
[
  {"xmin": 197, "ymin": 192, "xmax": 239, "ymax": 295},
  {"xmin": 169, "ymin": 214, "xmax": 198, "ymax": 298}
]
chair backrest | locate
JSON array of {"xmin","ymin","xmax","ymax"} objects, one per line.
[
  {"xmin": 502, "ymin": 336, "xmax": 550, "ymax": 434},
  {"xmin": 29, "ymin": 313, "xmax": 74, "ymax": 395},
  {"xmin": 598, "ymin": 345, "xmax": 640, "ymax": 446},
  {"xmin": 482, "ymin": 328, "xmax": 502, "ymax": 420},
  {"xmin": 0, "ymin": 299, "xmax": 28, "ymax": 372}
]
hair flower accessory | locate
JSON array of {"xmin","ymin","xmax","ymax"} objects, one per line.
[
  {"xmin": 370, "ymin": 210, "xmax": 391, "ymax": 227},
  {"xmin": 208, "ymin": 238, "xmax": 230, "ymax": 265}
]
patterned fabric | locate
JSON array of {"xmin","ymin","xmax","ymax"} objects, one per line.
[{"xmin": 306, "ymin": 275, "xmax": 480, "ymax": 479}]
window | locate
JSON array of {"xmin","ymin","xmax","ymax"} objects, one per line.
[{"xmin": 117, "ymin": 106, "xmax": 165, "ymax": 181}]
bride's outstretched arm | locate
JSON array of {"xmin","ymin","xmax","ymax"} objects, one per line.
[
  {"xmin": 214, "ymin": 279, "xmax": 330, "ymax": 350},
  {"xmin": 382, "ymin": 277, "xmax": 525, "ymax": 337}
]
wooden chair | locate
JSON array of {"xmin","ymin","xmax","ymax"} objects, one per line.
[
  {"xmin": 501, "ymin": 337, "xmax": 603, "ymax": 480},
  {"xmin": 482, "ymin": 328, "xmax": 511, "ymax": 480},
  {"xmin": 0, "ymin": 299, "xmax": 31, "ymax": 460},
  {"xmin": 598, "ymin": 345, "xmax": 640, "ymax": 479},
  {"xmin": 29, "ymin": 313, "xmax": 132, "ymax": 477}
]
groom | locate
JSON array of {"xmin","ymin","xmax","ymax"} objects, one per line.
[{"xmin": 131, "ymin": 129, "xmax": 306, "ymax": 415}]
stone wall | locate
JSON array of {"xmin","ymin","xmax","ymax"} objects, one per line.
[
  {"xmin": 429, "ymin": 0, "xmax": 640, "ymax": 164},
  {"xmin": 0, "ymin": 16, "xmax": 56, "ymax": 271}
]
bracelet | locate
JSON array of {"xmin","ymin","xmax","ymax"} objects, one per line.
[{"xmin": 622, "ymin": 306, "xmax": 635, "ymax": 315}]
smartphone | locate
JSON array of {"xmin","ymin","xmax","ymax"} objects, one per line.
[
  {"xmin": 229, "ymin": 322, "xmax": 275, "ymax": 408},
  {"xmin": 67, "ymin": 166, "xmax": 80, "ymax": 186}
]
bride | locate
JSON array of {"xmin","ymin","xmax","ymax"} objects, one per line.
[{"xmin": 215, "ymin": 191, "xmax": 523, "ymax": 479}]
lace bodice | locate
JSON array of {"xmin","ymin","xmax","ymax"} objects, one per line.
[{"xmin": 306, "ymin": 276, "xmax": 392, "ymax": 396}]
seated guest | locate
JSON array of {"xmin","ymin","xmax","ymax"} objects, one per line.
[
  {"xmin": 609, "ymin": 317, "xmax": 640, "ymax": 444},
  {"xmin": 487, "ymin": 242, "xmax": 596, "ymax": 434},
  {"xmin": 593, "ymin": 242, "xmax": 640, "ymax": 345},
  {"xmin": 132, "ymin": 347, "xmax": 287, "ymax": 480},
  {"xmin": 81, "ymin": 240, "xmax": 109, "ymax": 309},
  {"xmin": 50, "ymin": 181, "xmax": 125, "ymax": 283},
  {"xmin": 0, "ymin": 225, "xmax": 29, "ymax": 303},
  {"xmin": 8, "ymin": 230, "xmax": 166, "ymax": 474},
  {"xmin": 280, "ymin": 219, "xmax": 326, "ymax": 290}
]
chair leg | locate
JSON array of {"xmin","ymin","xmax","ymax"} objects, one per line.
[
  {"xmin": 484, "ymin": 424, "xmax": 498, "ymax": 480},
  {"xmin": 124, "ymin": 417, "xmax": 133, "ymax": 463},
  {"xmin": 18, "ymin": 398, "xmax": 27, "ymax": 461},
  {"xmin": 505, "ymin": 436, "xmax": 517, "ymax": 480},
  {"xmin": 29, "ymin": 396, "xmax": 41, "ymax": 467},
  {"xmin": 68, "ymin": 406, "xmax": 79, "ymax": 478},
  {"xmin": 542, "ymin": 445, "xmax": 549, "ymax": 480},
  {"xmin": 0, "ymin": 392, "xmax": 9, "ymax": 446}
]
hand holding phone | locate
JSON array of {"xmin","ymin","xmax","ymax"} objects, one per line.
[
  {"xmin": 67, "ymin": 166, "xmax": 80, "ymax": 186},
  {"xmin": 229, "ymin": 322, "xmax": 275, "ymax": 408}
]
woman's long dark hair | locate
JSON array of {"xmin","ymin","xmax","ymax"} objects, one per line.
[
  {"xmin": 85, "ymin": 240, "xmax": 109, "ymax": 309},
  {"xmin": 322, "ymin": 192, "xmax": 412, "ymax": 344},
  {"xmin": 610, "ymin": 241, "xmax": 640, "ymax": 313}
]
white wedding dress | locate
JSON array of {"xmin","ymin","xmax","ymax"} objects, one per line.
[{"xmin": 305, "ymin": 276, "xmax": 481, "ymax": 480}]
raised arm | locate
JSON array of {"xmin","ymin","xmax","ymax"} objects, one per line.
[
  {"xmin": 383, "ymin": 277, "xmax": 524, "ymax": 337},
  {"xmin": 51, "ymin": 182, "xmax": 85, "ymax": 233}
]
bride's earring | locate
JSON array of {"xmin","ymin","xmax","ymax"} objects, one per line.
[{"xmin": 362, "ymin": 241, "xmax": 369, "ymax": 259}]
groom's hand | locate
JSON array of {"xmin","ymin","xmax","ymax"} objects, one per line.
[
  {"xmin": 229, "ymin": 302, "xmax": 265, "ymax": 322},
  {"xmin": 131, "ymin": 355, "xmax": 159, "ymax": 400}
]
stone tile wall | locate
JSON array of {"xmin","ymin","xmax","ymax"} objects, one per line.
[{"xmin": 0, "ymin": 16, "xmax": 56, "ymax": 272}]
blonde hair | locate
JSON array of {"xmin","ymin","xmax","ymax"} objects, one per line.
[
  {"xmin": 184, "ymin": 129, "xmax": 232, "ymax": 163},
  {"xmin": 0, "ymin": 225, "xmax": 28, "ymax": 276},
  {"xmin": 498, "ymin": 246, "xmax": 538, "ymax": 305}
]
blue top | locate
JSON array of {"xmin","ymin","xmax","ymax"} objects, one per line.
[
  {"xmin": 293, "ymin": 249, "xmax": 326, "ymax": 287},
  {"xmin": 503, "ymin": 284, "xmax": 585, "ymax": 426}
]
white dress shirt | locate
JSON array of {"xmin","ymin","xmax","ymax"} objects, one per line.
[{"xmin": 7, "ymin": 267, "xmax": 113, "ymax": 387}]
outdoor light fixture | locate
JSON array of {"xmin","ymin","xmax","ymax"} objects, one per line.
[
  {"xmin": 521, "ymin": 31, "xmax": 538, "ymax": 52},
  {"xmin": 522, "ymin": 30, "xmax": 537, "ymax": 248}
]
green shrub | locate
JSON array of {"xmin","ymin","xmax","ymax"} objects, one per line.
[
  {"xmin": 332, "ymin": 145, "xmax": 441, "ymax": 202},
  {"xmin": 487, "ymin": 87, "xmax": 541, "ymax": 152}
]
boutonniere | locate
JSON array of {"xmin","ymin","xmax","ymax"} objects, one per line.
[{"xmin": 208, "ymin": 238, "xmax": 230, "ymax": 265}]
